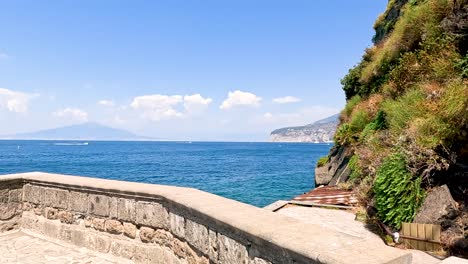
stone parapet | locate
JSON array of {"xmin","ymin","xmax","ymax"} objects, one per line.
[{"xmin": 0, "ymin": 172, "xmax": 412, "ymax": 264}]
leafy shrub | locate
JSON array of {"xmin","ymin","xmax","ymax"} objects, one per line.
[
  {"xmin": 334, "ymin": 123, "xmax": 351, "ymax": 145},
  {"xmin": 317, "ymin": 156, "xmax": 328, "ymax": 167},
  {"xmin": 374, "ymin": 153, "xmax": 425, "ymax": 229},
  {"xmin": 382, "ymin": 89, "xmax": 426, "ymax": 134},
  {"xmin": 456, "ymin": 53, "xmax": 468, "ymax": 78},
  {"xmin": 360, "ymin": 110, "xmax": 387, "ymax": 142},
  {"xmin": 348, "ymin": 155, "xmax": 363, "ymax": 182},
  {"xmin": 343, "ymin": 95, "xmax": 362, "ymax": 118},
  {"xmin": 349, "ymin": 110, "xmax": 371, "ymax": 134}
]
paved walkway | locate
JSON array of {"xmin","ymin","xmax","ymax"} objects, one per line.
[
  {"xmin": 0, "ymin": 231, "xmax": 123, "ymax": 264},
  {"xmin": 276, "ymin": 205, "xmax": 443, "ymax": 264}
]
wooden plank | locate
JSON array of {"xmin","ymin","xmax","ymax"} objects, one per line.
[
  {"xmin": 433, "ymin": 224, "xmax": 442, "ymax": 251},
  {"xmin": 401, "ymin": 223, "xmax": 411, "ymax": 248},
  {"xmin": 417, "ymin": 223, "xmax": 426, "ymax": 251},
  {"xmin": 410, "ymin": 223, "xmax": 418, "ymax": 249},
  {"xmin": 425, "ymin": 224, "xmax": 434, "ymax": 252}
]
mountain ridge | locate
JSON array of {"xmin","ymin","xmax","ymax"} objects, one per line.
[
  {"xmin": 270, "ymin": 114, "xmax": 339, "ymax": 143},
  {"xmin": 1, "ymin": 122, "xmax": 152, "ymax": 141}
]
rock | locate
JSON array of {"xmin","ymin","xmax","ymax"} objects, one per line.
[
  {"xmin": 139, "ymin": 226, "xmax": 155, "ymax": 243},
  {"xmin": 315, "ymin": 146, "xmax": 351, "ymax": 186},
  {"xmin": 414, "ymin": 185, "xmax": 459, "ymax": 224},
  {"xmin": 123, "ymin": 222, "xmax": 137, "ymax": 239},
  {"xmin": 0, "ymin": 203, "xmax": 21, "ymax": 220},
  {"xmin": 315, "ymin": 165, "xmax": 332, "ymax": 186},
  {"xmin": 105, "ymin": 219, "xmax": 123, "ymax": 234},
  {"xmin": 44, "ymin": 207, "xmax": 58, "ymax": 220},
  {"xmin": 58, "ymin": 211, "xmax": 74, "ymax": 224},
  {"xmin": 153, "ymin": 229, "xmax": 174, "ymax": 248},
  {"xmin": 92, "ymin": 218, "xmax": 106, "ymax": 231}
]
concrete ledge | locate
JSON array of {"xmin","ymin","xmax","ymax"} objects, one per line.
[{"xmin": 0, "ymin": 172, "xmax": 412, "ymax": 264}]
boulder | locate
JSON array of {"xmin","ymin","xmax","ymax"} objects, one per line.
[
  {"xmin": 314, "ymin": 166, "xmax": 332, "ymax": 186},
  {"xmin": 315, "ymin": 146, "xmax": 351, "ymax": 186},
  {"xmin": 414, "ymin": 185, "xmax": 459, "ymax": 224}
]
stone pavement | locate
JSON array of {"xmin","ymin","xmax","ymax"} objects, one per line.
[
  {"xmin": 276, "ymin": 205, "xmax": 443, "ymax": 264},
  {"xmin": 0, "ymin": 231, "xmax": 128, "ymax": 264}
]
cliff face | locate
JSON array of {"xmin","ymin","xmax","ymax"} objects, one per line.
[
  {"xmin": 321, "ymin": 0, "xmax": 468, "ymax": 256},
  {"xmin": 270, "ymin": 114, "xmax": 338, "ymax": 143}
]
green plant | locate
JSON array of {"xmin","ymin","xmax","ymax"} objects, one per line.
[
  {"xmin": 316, "ymin": 156, "xmax": 328, "ymax": 167},
  {"xmin": 349, "ymin": 110, "xmax": 371, "ymax": 134},
  {"xmin": 348, "ymin": 155, "xmax": 363, "ymax": 182},
  {"xmin": 456, "ymin": 53, "xmax": 468, "ymax": 78},
  {"xmin": 343, "ymin": 95, "xmax": 362, "ymax": 117},
  {"xmin": 382, "ymin": 89, "xmax": 426, "ymax": 134},
  {"xmin": 374, "ymin": 153, "xmax": 425, "ymax": 229}
]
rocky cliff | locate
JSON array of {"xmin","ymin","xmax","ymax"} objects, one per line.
[
  {"xmin": 320, "ymin": 0, "xmax": 468, "ymax": 256},
  {"xmin": 270, "ymin": 114, "xmax": 339, "ymax": 143}
]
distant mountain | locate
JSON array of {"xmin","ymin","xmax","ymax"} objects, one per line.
[
  {"xmin": 270, "ymin": 114, "xmax": 339, "ymax": 143},
  {"xmin": 2, "ymin": 122, "xmax": 152, "ymax": 141}
]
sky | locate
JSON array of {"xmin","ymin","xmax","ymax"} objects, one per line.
[{"xmin": 0, "ymin": 0, "xmax": 387, "ymax": 141}]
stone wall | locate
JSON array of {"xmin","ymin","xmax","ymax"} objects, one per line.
[{"xmin": 0, "ymin": 172, "xmax": 412, "ymax": 264}]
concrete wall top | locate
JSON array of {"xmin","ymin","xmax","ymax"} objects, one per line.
[{"xmin": 0, "ymin": 172, "xmax": 412, "ymax": 264}]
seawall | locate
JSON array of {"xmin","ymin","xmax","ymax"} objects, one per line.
[{"xmin": 0, "ymin": 172, "xmax": 412, "ymax": 263}]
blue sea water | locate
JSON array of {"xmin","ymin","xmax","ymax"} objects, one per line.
[{"xmin": 0, "ymin": 140, "xmax": 332, "ymax": 207}]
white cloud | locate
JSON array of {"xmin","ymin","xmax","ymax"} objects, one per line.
[
  {"xmin": 183, "ymin": 94, "xmax": 212, "ymax": 113},
  {"xmin": 220, "ymin": 90, "xmax": 262, "ymax": 110},
  {"xmin": 0, "ymin": 88, "xmax": 35, "ymax": 113},
  {"xmin": 98, "ymin": 99, "xmax": 115, "ymax": 107},
  {"xmin": 130, "ymin": 94, "xmax": 183, "ymax": 121},
  {"xmin": 53, "ymin": 108, "xmax": 88, "ymax": 122},
  {"xmin": 273, "ymin": 96, "xmax": 301, "ymax": 104},
  {"xmin": 0, "ymin": 53, "xmax": 9, "ymax": 60},
  {"xmin": 263, "ymin": 112, "xmax": 273, "ymax": 119}
]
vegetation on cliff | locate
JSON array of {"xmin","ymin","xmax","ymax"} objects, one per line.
[{"xmin": 330, "ymin": 0, "xmax": 467, "ymax": 253}]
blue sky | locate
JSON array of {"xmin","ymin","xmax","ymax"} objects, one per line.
[{"xmin": 0, "ymin": 0, "xmax": 386, "ymax": 141}]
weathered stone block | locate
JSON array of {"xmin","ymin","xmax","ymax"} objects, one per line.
[
  {"xmin": 170, "ymin": 212, "xmax": 185, "ymax": 238},
  {"xmin": 9, "ymin": 189, "xmax": 22, "ymax": 202},
  {"xmin": 140, "ymin": 226, "xmax": 155, "ymax": 243},
  {"xmin": 135, "ymin": 201, "xmax": 169, "ymax": 229},
  {"xmin": 133, "ymin": 245, "xmax": 149, "ymax": 264},
  {"xmin": 86, "ymin": 232, "xmax": 111, "ymax": 253},
  {"xmin": 69, "ymin": 191, "xmax": 88, "ymax": 213},
  {"xmin": 208, "ymin": 229, "xmax": 218, "ymax": 262},
  {"xmin": 44, "ymin": 188, "xmax": 69, "ymax": 209},
  {"xmin": 109, "ymin": 197, "xmax": 118, "ymax": 219},
  {"xmin": 185, "ymin": 219, "xmax": 209, "ymax": 255},
  {"xmin": 59, "ymin": 224, "xmax": 72, "ymax": 242},
  {"xmin": 173, "ymin": 239, "xmax": 199, "ymax": 263},
  {"xmin": 0, "ymin": 203, "xmax": 21, "ymax": 220},
  {"xmin": 58, "ymin": 211, "xmax": 73, "ymax": 224},
  {"xmin": 153, "ymin": 229, "xmax": 174, "ymax": 248},
  {"xmin": 0, "ymin": 189, "xmax": 9, "ymax": 203},
  {"xmin": 21, "ymin": 211, "xmax": 43, "ymax": 231},
  {"xmin": 88, "ymin": 194, "xmax": 110, "ymax": 217},
  {"xmin": 44, "ymin": 220, "xmax": 60, "ymax": 239},
  {"xmin": 24, "ymin": 185, "xmax": 43, "ymax": 204},
  {"xmin": 105, "ymin": 219, "xmax": 124, "ymax": 234},
  {"xmin": 92, "ymin": 217, "xmax": 106, "ymax": 231},
  {"xmin": 110, "ymin": 240, "xmax": 136, "ymax": 260},
  {"xmin": 218, "ymin": 234, "xmax": 248, "ymax": 264},
  {"xmin": 71, "ymin": 228, "xmax": 86, "ymax": 248},
  {"xmin": 123, "ymin": 222, "xmax": 137, "ymax": 239},
  {"xmin": 146, "ymin": 245, "xmax": 166, "ymax": 264},
  {"xmin": 117, "ymin": 198, "xmax": 136, "ymax": 222},
  {"xmin": 44, "ymin": 207, "xmax": 58, "ymax": 220}
]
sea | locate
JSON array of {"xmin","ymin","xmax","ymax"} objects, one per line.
[{"xmin": 0, "ymin": 140, "xmax": 332, "ymax": 207}]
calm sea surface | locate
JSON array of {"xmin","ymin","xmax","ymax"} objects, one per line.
[{"xmin": 0, "ymin": 140, "xmax": 332, "ymax": 207}]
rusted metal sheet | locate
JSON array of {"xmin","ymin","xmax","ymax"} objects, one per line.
[{"xmin": 292, "ymin": 186, "xmax": 358, "ymax": 206}]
